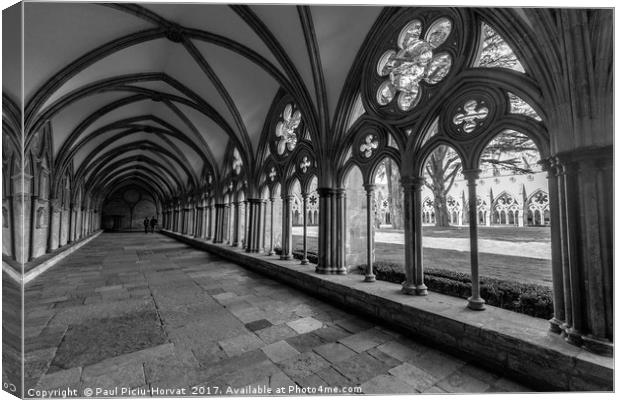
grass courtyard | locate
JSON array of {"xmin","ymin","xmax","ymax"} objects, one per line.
[{"xmin": 292, "ymin": 226, "xmax": 552, "ymax": 286}]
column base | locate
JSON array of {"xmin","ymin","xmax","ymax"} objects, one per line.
[
  {"xmin": 280, "ymin": 255, "xmax": 293, "ymax": 260},
  {"xmin": 315, "ymin": 265, "xmax": 347, "ymax": 275},
  {"xmin": 300, "ymin": 259, "xmax": 309, "ymax": 265},
  {"xmin": 364, "ymin": 274, "xmax": 376, "ymax": 282},
  {"xmin": 467, "ymin": 296, "xmax": 486, "ymax": 310},
  {"xmin": 548, "ymin": 317, "xmax": 564, "ymax": 334},
  {"xmin": 401, "ymin": 281, "xmax": 416, "ymax": 295},
  {"xmin": 563, "ymin": 327, "xmax": 583, "ymax": 346},
  {"xmin": 268, "ymin": 250, "xmax": 275, "ymax": 256},
  {"xmin": 581, "ymin": 334, "xmax": 613, "ymax": 357},
  {"xmin": 415, "ymin": 283, "xmax": 428, "ymax": 296}
]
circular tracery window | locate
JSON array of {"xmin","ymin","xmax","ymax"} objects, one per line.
[
  {"xmin": 375, "ymin": 17, "xmax": 453, "ymax": 112},
  {"xmin": 275, "ymin": 104, "xmax": 301, "ymax": 155}
]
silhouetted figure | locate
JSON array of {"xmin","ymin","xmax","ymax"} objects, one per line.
[
  {"xmin": 150, "ymin": 216, "xmax": 157, "ymax": 233},
  {"xmin": 143, "ymin": 217, "xmax": 149, "ymax": 234}
]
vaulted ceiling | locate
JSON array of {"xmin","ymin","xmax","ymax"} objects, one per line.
[{"xmin": 7, "ymin": 2, "xmax": 383, "ymax": 204}]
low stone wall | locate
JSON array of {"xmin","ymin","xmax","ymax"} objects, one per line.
[{"xmin": 163, "ymin": 230, "xmax": 613, "ymax": 392}]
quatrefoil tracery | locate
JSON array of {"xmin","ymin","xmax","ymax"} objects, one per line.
[
  {"xmin": 275, "ymin": 104, "xmax": 301, "ymax": 155},
  {"xmin": 376, "ymin": 17, "xmax": 453, "ymax": 112},
  {"xmin": 453, "ymin": 100, "xmax": 489, "ymax": 133},
  {"xmin": 268, "ymin": 167, "xmax": 277, "ymax": 181},
  {"xmin": 299, "ymin": 156, "xmax": 311, "ymax": 173},
  {"xmin": 360, "ymin": 135, "xmax": 379, "ymax": 158}
]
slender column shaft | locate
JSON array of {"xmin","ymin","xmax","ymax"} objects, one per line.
[
  {"xmin": 268, "ymin": 198, "xmax": 275, "ymax": 255},
  {"xmin": 233, "ymin": 202, "xmax": 240, "ymax": 246},
  {"xmin": 281, "ymin": 195, "xmax": 293, "ymax": 260},
  {"xmin": 545, "ymin": 159, "xmax": 565, "ymax": 333},
  {"xmin": 463, "ymin": 170, "xmax": 485, "ymax": 310},
  {"xmin": 336, "ymin": 189, "xmax": 346, "ymax": 273},
  {"xmin": 364, "ymin": 185, "xmax": 375, "ymax": 282},
  {"xmin": 301, "ymin": 194, "xmax": 309, "ymax": 265}
]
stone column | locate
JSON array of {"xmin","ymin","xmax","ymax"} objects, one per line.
[
  {"xmin": 201, "ymin": 205, "xmax": 206, "ymax": 237},
  {"xmin": 463, "ymin": 169, "xmax": 485, "ymax": 310},
  {"xmin": 335, "ymin": 189, "xmax": 346, "ymax": 273},
  {"xmin": 280, "ymin": 194, "xmax": 293, "ymax": 260},
  {"xmin": 244, "ymin": 199, "xmax": 265, "ymax": 253},
  {"xmin": 223, "ymin": 203, "xmax": 231, "ymax": 244},
  {"xmin": 68, "ymin": 203, "xmax": 75, "ymax": 243},
  {"xmin": 268, "ymin": 197, "xmax": 276, "ymax": 255},
  {"xmin": 232, "ymin": 201, "xmax": 240, "ymax": 247},
  {"xmin": 207, "ymin": 204, "xmax": 213, "ymax": 240},
  {"xmin": 401, "ymin": 176, "xmax": 427, "ymax": 295},
  {"xmin": 301, "ymin": 193, "xmax": 309, "ymax": 265},
  {"xmin": 544, "ymin": 159, "xmax": 566, "ymax": 334},
  {"xmin": 553, "ymin": 147, "xmax": 612, "ymax": 355},
  {"xmin": 29, "ymin": 195, "xmax": 38, "ymax": 261},
  {"xmin": 243, "ymin": 200, "xmax": 249, "ymax": 248},
  {"xmin": 213, "ymin": 204, "xmax": 225, "ymax": 243},
  {"xmin": 363, "ymin": 185, "xmax": 375, "ymax": 282}
]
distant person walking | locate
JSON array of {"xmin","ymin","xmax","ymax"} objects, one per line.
[
  {"xmin": 143, "ymin": 217, "xmax": 149, "ymax": 234},
  {"xmin": 150, "ymin": 216, "xmax": 158, "ymax": 233}
]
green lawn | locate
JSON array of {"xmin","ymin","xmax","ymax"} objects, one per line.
[{"xmin": 292, "ymin": 226, "xmax": 552, "ymax": 286}]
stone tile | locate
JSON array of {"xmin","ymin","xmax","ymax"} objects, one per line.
[
  {"xmin": 144, "ymin": 358, "xmax": 208, "ymax": 389},
  {"xmin": 338, "ymin": 329, "xmax": 387, "ymax": 353},
  {"xmin": 277, "ymin": 352, "xmax": 331, "ymax": 379},
  {"xmin": 335, "ymin": 317, "xmax": 374, "ymax": 334},
  {"xmin": 332, "ymin": 352, "xmax": 391, "ymax": 385},
  {"xmin": 286, "ymin": 317, "xmax": 323, "ymax": 334},
  {"xmin": 436, "ymin": 370, "xmax": 491, "ymax": 393},
  {"xmin": 412, "ymin": 349, "xmax": 467, "ymax": 380},
  {"xmin": 315, "ymin": 366, "xmax": 354, "ymax": 387},
  {"xmin": 82, "ymin": 360, "xmax": 145, "ymax": 389},
  {"xmin": 489, "ymin": 377, "xmax": 532, "ymax": 392},
  {"xmin": 294, "ymin": 373, "xmax": 328, "ymax": 388},
  {"xmin": 35, "ymin": 367, "xmax": 82, "ymax": 391},
  {"xmin": 365, "ymin": 347, "xmax": 401, "ymax": 368},
  {"xmin": 285, "ymin": 333, "xmax": 326, "ymax": 353},
  {"xmin": 262, "ymin": 340, "xmax": 300, "ymax": 363},
  {"xmin": 313, "ymin": 325, "xmax": 351, "ymax": 343},
  {"xmin": 220, "ymin": 359, "xmax": 282, "ymax": 388},
  {"xmin": 388, "ymin": 362, "xmax": 438, "ymax": 392},
  {"xmin": 313, "ymin": 342, "xmax": 356, "ymax": 364},
  {"xmin": 377, "ymin": 340, "xmax": 424, "ymax": 362},
  {"xmin": 424, "ymin": 385, "xmax": 448, "ymax": 393},
  {"xmin": 245, "ymin": 319, "xmax": 272, "ymax": 332},
  {"xmin": 255, "ymin": 324, "xmax": 298, "ymax": 345},
  {"xmin": 361, "ymin": 374, "xmax": 417, "ymax": 394},
  {"xmin": 218, "ymin": 333, "xmax": 264, "ymax": 357}
]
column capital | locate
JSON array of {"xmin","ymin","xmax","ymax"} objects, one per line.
[
  {"xmin": 281, "ymin": 194, "xmax": 295, "ymax": 201},
  {"xmin": 317, "ymin": 187, "xmax": 336, "ymax": 197},
  {"xmin": 400, "ymin": 176, "xmax": 425, "ymax": 190},
  {"xmin": 364, "ymin": 184, "xmax": 376, "ymax": 193},
  {"xmin": 462, "ymin": 169, "xmax": 481, "ymax": 181}
]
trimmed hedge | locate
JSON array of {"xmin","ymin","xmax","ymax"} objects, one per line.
[
  {"xmin": 274, "ymin": 248, "xmax": 319, "ymax": 264},
  {"xmin": 357, "ymin": 261, "xmax": 553, "ymax": 319}
]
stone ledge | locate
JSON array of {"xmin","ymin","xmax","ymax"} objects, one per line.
[
  {"xmin": 162, "ymin": 230, "xmax": 613, "ymax": 392},
  {"xmin": 2, "ymin": 230, "xmax": 103, "ymax": 285}
]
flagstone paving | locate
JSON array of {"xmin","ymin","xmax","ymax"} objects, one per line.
[{"xmin": 24, "ymin": 233, "xmax": 533, "ymax": 396}]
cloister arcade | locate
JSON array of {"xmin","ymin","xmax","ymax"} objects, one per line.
[{"xmin": 2, "ymin": 3, "xmax": 613, "ymax": 392}]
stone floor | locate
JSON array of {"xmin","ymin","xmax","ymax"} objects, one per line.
[{"xmin": 23, "ymin": 233, "xmax": 532, "ymax": 397}]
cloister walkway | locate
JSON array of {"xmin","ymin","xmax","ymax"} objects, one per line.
[{"xmin": 24, "ymin": 233, "xmax": 530, "ymax": 396}]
